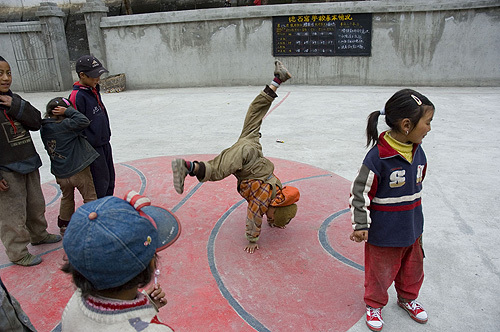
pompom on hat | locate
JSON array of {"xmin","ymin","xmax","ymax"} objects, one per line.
[
  {"xmin": 270, "ymin": 186, "xmax": 300, "ymax": 227},
  {"xmin": 63, "ymin": 191, "xmax": 181, "ymax": 290}
]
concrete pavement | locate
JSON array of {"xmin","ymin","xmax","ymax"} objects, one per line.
[{"xmin": 4, "ymin": 84, "xmax": 500, "ymax": 331}]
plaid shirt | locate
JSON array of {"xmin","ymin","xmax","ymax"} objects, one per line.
[{"xmin": 239, "ymin": 179, "xmax": 285, "ymax": 242}]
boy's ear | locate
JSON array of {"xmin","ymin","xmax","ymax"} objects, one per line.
[
  {"xmin": 149, "ymin": 257, "xmax": 156, "ymax": 270},
  {"xmin": 78, "ymin": 72, "xmax": 85, "ymax": 79}
]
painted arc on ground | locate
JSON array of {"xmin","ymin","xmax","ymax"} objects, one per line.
[{"xmin": 0, "ymin": 155, "xmax": 365, "ymax": 332}]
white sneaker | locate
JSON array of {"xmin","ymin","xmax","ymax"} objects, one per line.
[
  {"xmin": 397, "ymin": 299, "xmax": 428, "ymax": 324},
  {"xmin": 366, "ymin": 306, "xmax": 384, "ymax": 331}
]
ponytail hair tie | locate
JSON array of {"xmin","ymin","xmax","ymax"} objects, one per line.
[
  {"xmin": 61, "ymin": 98, "xmax": 71, "ymax": 107},
  {"xmin": 380, "ymin": 108, "xmax": 385, "ymax": 115}
]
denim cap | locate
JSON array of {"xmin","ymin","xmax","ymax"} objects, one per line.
[{"xmin": 63, "ymin": 191, "xmax": 181, "ymax": 290}]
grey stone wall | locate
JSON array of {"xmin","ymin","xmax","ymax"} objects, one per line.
[{"xmin": 99, "ymin": 1, "xmax": 500, "ymax": 88}]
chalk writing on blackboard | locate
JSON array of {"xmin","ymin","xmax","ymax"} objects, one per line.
[{"xmin": 273, "ymin": 14, "xmax": 372, "ymax": 56}]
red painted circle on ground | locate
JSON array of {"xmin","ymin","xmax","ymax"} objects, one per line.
[{"xmin": 0, "ymin": 155, "xmax": 364, "ymax": 332}]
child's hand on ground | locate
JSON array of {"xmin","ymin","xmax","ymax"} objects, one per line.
[
  {"xmin": 244, "ymin": 242, "xmax": 259, "ymax": 254},
  {"xmin": 0, "ymin": 179, "xmax": 9, "ymax": 191},
  {"xmin": 52, "ymin": 106, "xmax": 67, "ymax": 116},
  {"xmin": 349, "ymin": 230, "xmax": 368, "ymax": 243},
  {"xmin": 268, "ymin": 221, "xmax": 286, "ymax": 229},
  {"xmin": 146, "ymin": 284, "xmax": 167, "ymax": 309},
  {"xmin": 0, "ymin": 95, "xmax": 12, "ymax": 107}
]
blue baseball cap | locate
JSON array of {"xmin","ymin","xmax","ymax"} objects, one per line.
[{"xmin": 63, "ymin": 191, "xmax": 181, "ymax": 290}]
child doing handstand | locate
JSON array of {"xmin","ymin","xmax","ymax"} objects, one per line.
[{"xmin": 172, "ymin": 60, "xmax": 299, "ymax": 254}]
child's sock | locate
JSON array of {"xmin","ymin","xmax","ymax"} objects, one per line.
[
  {"xmin": 270, "ymin": 76, "xmax": 282, "ymax": 88},
  {"xmin": 185, "ymin": 161, "xmax": 195, "ymax": 174},
  {"xmin": 264, "ymin": 85, "xmax": 277, "ymax": 98},
  {"xmin": 195, "ymin": 162, "xmax": 206, "ymax": 181},
  {"xmin": 186, "ymin": 160, "xmax": 206, "ymax": 179}
]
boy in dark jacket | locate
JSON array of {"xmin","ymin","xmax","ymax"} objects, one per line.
[
  {"xmin": 0, "ymin": 56, "xmax": 61, "ymax": 266},
  {"xmin": 41, "ymin": 97, "xmax": 99, "ymax": 236},
  {"xmin": 69, "ymin": 55, "xmax": 115, "ymax": 198}
]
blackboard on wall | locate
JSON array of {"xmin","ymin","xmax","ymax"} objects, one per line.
[{"xmin": 273, "ymin": 13, "xmax": 372, "ymax": 56}]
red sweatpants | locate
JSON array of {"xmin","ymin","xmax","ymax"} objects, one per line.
[{"xmin": 364, "ymin": 237, "xmax": 424, "ymax": 308}]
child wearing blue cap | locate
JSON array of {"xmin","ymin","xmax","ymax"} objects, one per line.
[{"xmin": 61, "ymin": 191, "xmax": 180, "ymax": 331}]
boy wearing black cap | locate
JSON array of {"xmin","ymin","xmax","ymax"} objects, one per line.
[
  {"xmin": 69, "ymin": 55, "xmax": 115, "ymax": 199},
  {"xmin": 172, "ymin": 60, "xmax": 299, "ymax": 254},
  {"xmin": 61, "ymin": 191, "xmax": 180, "ymax": 331}
]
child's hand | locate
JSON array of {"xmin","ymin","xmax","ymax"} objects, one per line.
[
  {"xmin": 145, "ymin": 283, "xmax": 167, "ymax": 309},
  {"xmin": 349, "ymin": 230, "xmax": 368, "ymax": 243},
  {"xmin": 52, "ymin": 106, "xmax": 67, "ymax": 116},
  {"xmin": 244, "ymin": 242, "xmax": 259, "ymax": 254},
  {"xmin": 0, "ymin": 95, "xmax": 12, "ymax": 107},
  {"xmin": 0, "ymin": 179, "xmax": 9, "ymax": 191}
]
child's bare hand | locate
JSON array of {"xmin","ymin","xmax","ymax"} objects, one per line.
[
  {"xmin": 52, "ymin": 106, "xmax": 67, "ymax": 116},
  {"xmin": 349, "ymin": 230, "xmax": 368, "ymax": 243},
  {"xmin": 0, "ymin": 179, "xmax": 9, "ymax": 191},
  {"xmin": 146, "ymin": 284, "xmax": 167, "ymax": 309},
  {"xmin": 0, "ymin": 95, "xmax": 12, "ymax": 107},
  {"xmin": 244, "ymin": 242, "xmax": 259, "ymax": 254}
]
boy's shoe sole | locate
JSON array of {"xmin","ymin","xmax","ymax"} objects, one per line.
[
  {"xmin": 366, "ymin": 321, "xmax": 383, "ymax": 332},
  {"xmin": 172, "ymin": 159, "xmax": 188, "ymax": 194},
  {"xmin": 274, "ymin": 60, "xmax": 291, "ymax": 82}
]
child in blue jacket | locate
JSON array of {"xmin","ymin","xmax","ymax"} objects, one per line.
[
  {"xmin": 349, "ymin": 89, "xmax": 435, "ymax": 331},
  {"xmin": 69, "ymin": 55, "xmax": 115, "ymax": 198},
  {"xmin": 41, "ymin": 97, "xmax": 99, "ymax": 236}
]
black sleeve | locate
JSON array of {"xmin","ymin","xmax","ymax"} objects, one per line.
[{"xmin": 8, "ymin": 94, "xmax": 42, "ymax": 131}]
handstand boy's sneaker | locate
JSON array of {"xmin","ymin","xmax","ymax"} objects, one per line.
[
  {"xmin": 274, "ymin": 60, "xmax": 291, "ymax": 82},
  {"xmin": 13, "ymin": 253, "xmax": 42, "ymax": 266},
  {"xmin": 366, "ymin": 306, "xmax": 384, "ymax": 331},
  {"xmin": 31, "ymin": 233, "xmax": 62, "ymax": 246},
  {"xmin": 397, "ymin": 299, "xmax": 428, "ymax": 324},
  {"xmin": 172, "ymin": 158, "xmax": 188, "ymax": 194}
]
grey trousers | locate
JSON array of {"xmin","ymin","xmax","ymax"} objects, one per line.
[{"xmin": 0, "ymin": 170, "xmax": 49, "ymax": 262}]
